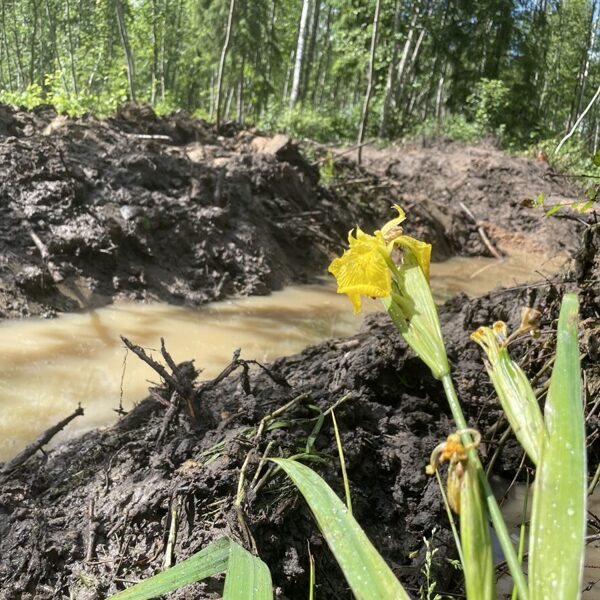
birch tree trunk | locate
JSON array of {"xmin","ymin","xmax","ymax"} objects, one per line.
[
  {"xmin": 65, "ymin": 0, "xmax": 79, "ymax": 95},
  {"xmin": 289, "ymin": 0, "xmax": 311, "ymax": 109},
  {"xmin": 215, "ymin": 0, "xmax": 236, "ymax": 129},
  {"xmin": 115, "ymin": 0, "xmax": 136, "ymax": 102},
  {"xmin": 300, "ymin": 0, "xmax": 320, "ymax": 103},
  {"xmin": 357, "ymin": 0, "xmax": 381, "ymax": 165},
  {"xmin": 379, "ymin": 0, "xmax": 401, "ymax": 137}
]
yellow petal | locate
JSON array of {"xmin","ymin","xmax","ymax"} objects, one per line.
[
  {"xmin": 380, "ymin": 205, "xmax": 407, "ymax": 238},
  {"xmin": 393, "ymin": 235, "xmax": 432, "ymax": 280},
  {"xmin": 328, "ymin": 230, "xmax": 391, "ymax": 314}
]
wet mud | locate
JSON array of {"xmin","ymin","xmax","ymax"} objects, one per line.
[
  {"xmin": 0, "ymin": 106, "xmax": 598, "ymax": 599},
  {"xmin": 0, "ymin": 104, "xmax": 582, "ymax": 320}
]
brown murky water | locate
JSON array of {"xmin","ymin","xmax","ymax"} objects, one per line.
[
  {"xmin": 496, "ymin": 480, "xmax": 600, "ymax": 599},
  {"xmin": 0, "ymin": 252, "xmax": 565, "ymax": 459}
]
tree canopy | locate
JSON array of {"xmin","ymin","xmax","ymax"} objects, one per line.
[{"xmin": 1, "ymin": 0, "xmax": 599, "ymax": 150}]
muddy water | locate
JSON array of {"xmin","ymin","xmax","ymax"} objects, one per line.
[
  {"xmin": 497, "ymin": 482, "xmax": 600, "ymax": 599},
  {"xmin": 0, "ymin": 252, "xmax": 566, "ymax": 460}
]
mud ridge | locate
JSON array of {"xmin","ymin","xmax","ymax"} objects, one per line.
[{"xmin": 0, "ymin": 104, "xmax": 583, "ymax": 319}]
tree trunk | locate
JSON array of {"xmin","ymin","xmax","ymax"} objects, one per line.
[
  {"xmin": 151, "ymin": 0, "xmax": 159, "ymax": 105},
  {"xmin": 215, "ymin": 0, "xmax": 236, "ymax": 129},
  {"xmin": 236, "ymin": 55, "xmax": 245, "ymax": 123},
  {"xmin": 571, "ymin": 0, "xmax": 597, "ymax": 128},
  {"xmin": 9, "ymin": 2, "xmax": 25, "ymax": 88},
  {"xmin": 29, "ymin": 0, "xmax": 39, "ymax": 86},
  {"xmin": 44, "ymin": 0, "xmax": 70, "ymax": 95},
  {"xmin": 65, "ymin": 0, "xmax": 79, "ymax": 95},
  {"xmin": 115, "ymin": 0, "xmax": 136, "ymax": 102},
  {"xmin": 289, "ymin": 0, "xmax": 311, "ymax": 109},
  {"xmin": 357, "ymin": 0, "xmax": 382, "ymax": 165},
  {"xmin": 312, "ymin": 4, "xmax": 332, "ymax": 105},
  {"xmin": 300, "ymin": 0, "xmax": 320, "ymax": 102},
  {"xmin": 378, "ymin": 0, "xmax": 401, "ymax": 137}
]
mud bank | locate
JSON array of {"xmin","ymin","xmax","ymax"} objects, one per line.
[
  {"xmin": 0, "ymin": 104, "xmax": 582, "ymax": 320},
  {"xmin": 0, "ymin": 225, "xmax": 598, "ymax": 598}
]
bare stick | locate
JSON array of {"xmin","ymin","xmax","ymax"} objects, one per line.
[
  {"xmin": 156, "ymin": 392, "xmax": 181, "ymax": 446},
  {"xmin": 86, "ymin": 497, "xmax": 99, "ymax": 562},
  {"xmin": 120, "ymin": 336, "xmax": 181, "ymax": 393},
  {"xmin": 1, "ymin": 405, "xmax": 84, "ymax": 474},
  {"xmin": 28, "ymin": 229, "xmax": 64, "ymax": 283},
  {"xmin": 459, "ymin": 201, "xmax": 503, "ymax": 259}
]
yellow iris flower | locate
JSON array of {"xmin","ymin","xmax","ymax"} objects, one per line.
[{"xmin": 328, "ymin": 205, "xmax": 432, "ymax": 314}]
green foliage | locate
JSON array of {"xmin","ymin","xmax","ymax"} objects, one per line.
[
  {"xmin": 259, "ymin": 105, "xmax": 358, "ymax": 143},
  {"xmin": 411, "ymin": 115, "xmax": 483, "ymax": 144},
  {"xmin": 272, "ymin": 458, "xmax": 411, "ymax": 600},
  {"xmin": 0, "ymin": 0, "xmax": 599, "ymax": 159},
  {"xmin": 467, "ymin": 78, "xmax": 510, "ymax": 136},
  {"xmin": 106, "ymin": 536, "xmax": 272, "ymax": 600}
]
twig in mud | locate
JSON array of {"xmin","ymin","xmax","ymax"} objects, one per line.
[
  {"xmin": 124, "ymin": 132, "xmax": 172, "ymax": 142},
  {"xmin": 1, "ymin": 405, "xmax": 84, "ymax": 474},
  {"xmin": 156, "ymin": 392, "xmax": 182, "ymax": 446},
  {"xmin": 121, "ymin": 336, "xmax": 181, "ymax": 394},
  {"xmin": 27, "ymin": 228, "xmax": 64, "ymax": 284},
  {"xmin": 244, "ymin": 359, "xmax": 291, "ymax": 388},
  {"xmin": 160, "ymin": 337, "xmax": 180, "ymax": 377},
  {"xmin": 115, "ymin": 348, "xmax": 129, "ymax": 416},
  {"xmin": 193, "ymin": 348, "xmax": 242, "ymax": 402},
  {"xmin": 163, "ymin": 496, "xmax": 181, "ymax": 570},
  {"xmin": 86, "ymin": 497, "xmax": 99, "ymax": 562},
  {"xmin": 458, "ymin": 201, "xmax": 503, "ymax": 260}
]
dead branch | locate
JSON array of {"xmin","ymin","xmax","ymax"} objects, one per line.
[
  {"xmin": 120, "ymin": 336, "xmax": 181, "ymax": 394},
  {"xmin": 1, "ymin": 405, "xmax": 84, "ymax": 474},
  {"xmin": 156, "ymin": 392, "xmax": 182, "ymax": 446},
  {"xmin": 28, "ymin": 228, "xmax": 64, "ymax": 284},
  {"xmin": 458, "ymin": 201, "xmax": 503, "ymax": 260}
]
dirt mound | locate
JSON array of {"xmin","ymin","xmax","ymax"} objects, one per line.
[
  {"xmin": 357, "ymin": 140, "xmax": 584, "ymax": 256},
  {"xmin": 0, "ymin": 104, "xmax": 391, "ymax": 320},
  {"xmin": 0, "ymin": 106, "xmax": 584, "ymax": 320}
]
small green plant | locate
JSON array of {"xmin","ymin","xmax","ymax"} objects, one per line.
[
  {"xmin": 417, "ymin": 528, "xmax": 443, "ymax": 600},
  {"xmin": 106, "ymin": 536, "xmax": 272, "ymax": 599}
]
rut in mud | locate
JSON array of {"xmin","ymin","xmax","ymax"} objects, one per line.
[{"xmin": 0, "ymin": 106, "xmax": 598, "ymax": 599}]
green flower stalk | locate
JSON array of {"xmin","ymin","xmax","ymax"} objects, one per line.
[{"xmin": 471, "ymin": 320, "xmax": 547, "ymax": 466}]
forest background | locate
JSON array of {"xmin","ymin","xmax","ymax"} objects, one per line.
[{"xmin": 1, "ymin": 0, "xmax": 600, "ymax": 166}]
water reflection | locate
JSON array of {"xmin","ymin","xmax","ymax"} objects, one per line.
[{"xmin": 0, "ymin": 252, "xmax": 566, "ymax": 460}]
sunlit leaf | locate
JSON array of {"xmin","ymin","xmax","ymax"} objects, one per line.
[
  {"xmin": 544, "ymin": 204, "xmax": 563, "ymax": 217},
  {"xmin": 273, "ymin": 458, "xmax": 411, "ymax": 600},
  {"xmin": 106, "ymin": 536, "xmax": 272, "ymax": 600},
  {"xmin": 529, "ymin": 294, "xmax": 586, "ymax": 599}
]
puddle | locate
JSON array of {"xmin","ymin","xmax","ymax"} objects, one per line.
[
  {"xmin": 496, "ymin": 481, "xmax": 600, "ymax": 598},
  {"xmin": 0, "ymin": 252, "xmax": 567, "ymax": 460}
]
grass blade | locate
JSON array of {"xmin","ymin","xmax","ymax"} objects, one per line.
[
  {"xmin": 273, "ymin": 458, "xmax": 411, "ymax": 600},
  {"xmin": 529, "ymin": 294, "xmax": 586, "ymax": 599},
  {"xmin": 107, "ymin": 536, "xmax": 272, "ymax": 600},
  {"xmin": 223, "ymin": 539, "xmax": 273, "ymax": 600}
]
